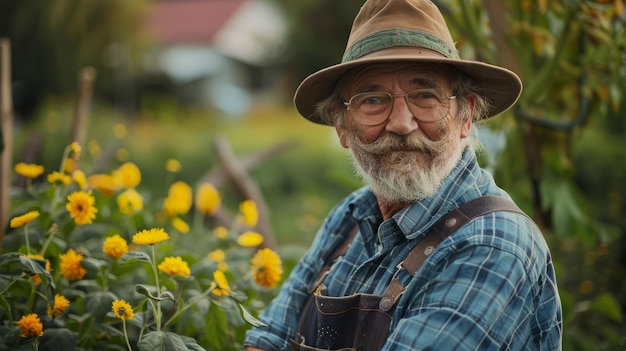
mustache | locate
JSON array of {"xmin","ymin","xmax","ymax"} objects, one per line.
[{"xmin": 348, "ymin": 132, "xmax": 449, "ymax": 156}]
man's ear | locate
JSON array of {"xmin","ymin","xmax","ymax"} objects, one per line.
[
  {"xmin": 460, "ymin": 95, "xmax": 475, "ymax": 138},
  {"xmin": 335, "ymin": 125, "xmax": 349, "ymax": 148}
]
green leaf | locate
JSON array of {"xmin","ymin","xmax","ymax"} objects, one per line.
[
  {"xmin": 134, "ymin": 284, "xmax": 175, "ymax": 303},
  {"xmin": 137, "ymin": 331, "xmax": 189, "ymax": 351},
  {"xmin": 39, "ymin": 328, "xmax": 77, "ymax": 351},
  {"xmin": 204, "ymin": 303, "xmax": 228, "ymax": 350},
  {"xmin": 84, "ymin": 291, "xmax": 118, "ymax": 320},
  {"xmin": 0, "ymin": 252, "xmax": 22, "ymax": 268},
  {"xmin": 237, "ymin": 303, "xmax": 267, "ymax": 328},
  {"xmin": 590, "ymin": 293, "xmax": 622, "ymax": 323},
  {"xmin": 18, "ymin": 255, "xmax": 49, "ymax": 275},
  {"xmin": 119, "ymin": 251, "xmax": 152, "ymax": 265},
  {"xmin": 179, "ymin": 335, "xmax": 206, "ymax": 351},
  {"xmin": 135, "ymin": 284, "xmax": 159, "ymax": 300}
]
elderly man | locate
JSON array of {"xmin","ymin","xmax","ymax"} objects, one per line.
[{"xmin": 244, "ymin": 0, "xmax": 563, "ymax": 350}]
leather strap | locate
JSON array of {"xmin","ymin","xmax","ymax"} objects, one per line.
[
  {"xmin": 379, "ymin": 196, "xmax": 527, "ymax": 310},
  {"xmin": 307, "ymin": 223, "xmax": 359, "ymax": 293}
]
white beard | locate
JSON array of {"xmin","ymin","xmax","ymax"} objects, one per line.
[{"xmin": 346, "ymin": 127, "xmax": 465, "ymax": 203}]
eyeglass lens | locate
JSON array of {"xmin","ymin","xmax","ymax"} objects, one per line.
[{"xmin": 346, "ymin": 88, "xmax": 454, "ymax": 126}]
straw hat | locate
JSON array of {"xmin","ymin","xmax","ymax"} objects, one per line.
[{"xmin": 294, "ymin": 0, "xmax": 522, "ymax": 125}]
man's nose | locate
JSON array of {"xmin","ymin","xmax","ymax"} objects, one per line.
[{"xmin": 385, "ymin": 96, "xmax": 419, "ymax": 135}]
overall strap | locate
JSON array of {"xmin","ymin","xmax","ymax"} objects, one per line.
[
  {"xmin": 379, "ymin": 196, "xmax": 526, "ymax": 311},
  {"xmin": 307, "ymin": 224, "xmax": 359, "ymax": 293}
]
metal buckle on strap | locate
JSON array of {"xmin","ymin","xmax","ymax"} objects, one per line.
[{"xmin": 379, "ymin": 262, "xmax": 406, "ymax": 311}]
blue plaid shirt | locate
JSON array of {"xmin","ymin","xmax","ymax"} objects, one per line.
[{"xmin": 245, "ymin": 149, "xmax": 562, "ymax": 350}]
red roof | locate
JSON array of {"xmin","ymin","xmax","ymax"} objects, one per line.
[{"xmin": 148, "ymin": 0, "xmax": 247, "ymax": 44}]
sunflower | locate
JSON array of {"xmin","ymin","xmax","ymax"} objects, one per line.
[
  {"xmin": 170, "ymin": 217, "xmax": 190, "ymax": 234},
  {"xmin": 117, "ymin": 188, "xmax": 143, "ymax": 215},
  {"xmin": 9, "ymin": 211, "xmax": 40, "ymax": 228},
  {"xmin": 163, "ymin": 181, "xmax": 193, "ymax": 216},
  {"xmin": 48, "ymin": 294, "xmax": 70, "ymax": 318},
  {"xmin": 207, "ymin": 249, "xmax": 229, "ymax": 271},
  {"xmin": 72, "ymin": 169, "xmax": 88, "ymax": 190},
  {"xmin": 165, "ymin": 159, "xmax": 182, "ymax": 173},
  {"xmin": 113, "ymin": 162, "xmax": 141, "ymax": 189},
  {"xmin": 66, "ymin": 191, "xmax": 98, "ymax": 225},
  {"xmin": 132, "ymin": 228, "xmax": 169, "ymax": 245},
  {"xmin": 195, "ymin": 183, "xmax": 221, "ymax": 216},
  {"xmin": 17, "ymin": 313, "xmax": 43, "ymax": 338},
  {"xmin": 112, "ymin": 299, "xmax": 134, "ymax": 320},
  {"xmin": 59, "ymin": 249, "xmax": 88, "ymax": 281},
  {"xmin": 211, "ymin": 270, "xmax": 230, "ymax": 296},
  {"xmin": 48, "ymin": 171, "xmax": 72, "ymax": 186},
  {"xmin": 251, "ymin": 248, "xmax": 283, "ymax": 289},
  {"xmin": 158, "ymin": 256, "xmax": 191, "ymax": 277},
  {"xmin": 103, "ymin": 234, "xmax": 129, "ymax": 260},
  {"xmin": 237, "ymin": 231, "xmax": 264, "ymax": 247},
  {"xmin": 14, "ymin": 163, "xmax": 45, "ymax": 179},
  {"xmin": 238, "ymin": 200, "xmax": 259, "ymax": 227}
]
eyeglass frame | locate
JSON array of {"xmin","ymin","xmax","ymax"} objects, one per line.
[{"xmin": 343, "ymin": 88, "xmax": 457, "ymax": 126}]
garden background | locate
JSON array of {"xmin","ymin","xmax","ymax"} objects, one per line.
[{"xmin": 1, "ymin": 0, "xmax": 625, "ymax": 350}]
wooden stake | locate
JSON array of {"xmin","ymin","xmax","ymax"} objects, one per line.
[
  {"xmin": 71, "ymin": 66, "xmax": 96, "ymax": 147},
  {"xmin": 0, "ymin": 38, "xmax": 14, "ymax": 244}
]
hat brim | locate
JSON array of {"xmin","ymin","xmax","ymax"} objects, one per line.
[{"xmin": 294, "ymin": 48, "xmax": 522, "ymax": 125}]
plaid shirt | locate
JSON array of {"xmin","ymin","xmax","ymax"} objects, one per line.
[{"xmin": 245, "ymin": 149, "xmax": 562, "ymax": 350}]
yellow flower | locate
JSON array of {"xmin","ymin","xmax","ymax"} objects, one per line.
[
  {"xmin": 132, "ymin": 228, "xmax": 169, "ymax": 245},
  {"xmin": 72, "ymin": 169, "xmax": 88, "ymax": 190},
  {"xmin": 211, "ymin": 270, "xmax": 230, "ymax": 296},
  {"xmin": 237, "ymin": 231, "xmax": 264, "ymax": 247},
  {"xmin": 10, "ymin": 211, "xmax": 40, "ymax": 228},
  {"xmin": 165, "ymin": 159, "xmax": 182, "ymax": 173},
  {"xmin": 63, "ymin": 158, "xmax": 77, "ymax": 174},
  {"xmin": 171, "ymin": 217, "xmax": 190, "ymax": 234},
  {"xmin": 213, "ymin": 226, "xmax": 229, "ymax": 239},
  {"xmin": 113, "ymin": 162, "xmax": 141, "ymax": 189},
  {"xmin": 103, "ymin": 234, "xmax": 129, "ymax": 259},
  {"xmin": 112, "ymin": 299, "xmax": 134, "ymax": 320},
  {"xmin": 26, "ymin": 254, "xmax": 51, "ymax": 284},
  {"xmin": 48, "ymin": 294, "xmax": 70, "ymax": 318},
  {"xmin": 69, "ymin": 142, "xmax": 82, "ymax": 159},
  {"xmin": 14, "ymin": 163, "xmax": 44, "ymax": 179},
  {"xmin": 88, "ymin": 140, "xmax": 101, "ymax": 157},
  {"xmin": 163, "ymin": 181, "xmax": 192, "ymax": 216},
  {"xmin": 60, "ymin": 248, "xmax": 88, "ymax": 281},
  {"xmin": 88, "ymin": 173, "xmax": 119, "ymax": 196},
  {"xmin": 117, "ymin": 188, "xmax": 143, "ymax": 215},
  {"xmin": 48, "ymin": 171, "xmax": 72, "ymax": 186},
  {"xmin": 17, "ymin": 313, "xmax": 43, "ymax": 338},
  {"xmin": 251, "ymin": 248, "xmax": 283, "ymax": 288},
  {"xmin": 158, "ymin": 256, "xmax": 191, "ymax": 277},
  {"xmin": 113, "ymin": 123, "xmax": 127, "ymax": 138},
  {"xmin": 66, "ymin": 191, "xmax": 98, "ymax": 225},
  {"xmin": 239, "ymin": 200, "xmax": 259, "ymax": 227},
  {"xmin": 195, "ymin": 183, "xmax": 221, "ymax": 216},
  {"xmin": 208, "ymin": 249, "xmax": 228, "ymax": 271}
]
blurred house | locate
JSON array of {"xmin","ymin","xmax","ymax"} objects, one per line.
[{"xmin": 145, "ymin": 0, "xmax": 287, "ymax": 116}]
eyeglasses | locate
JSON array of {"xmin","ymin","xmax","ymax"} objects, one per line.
[{"xmin": 344, "ymin": 88, "xmax": 456, "ymax": 126}]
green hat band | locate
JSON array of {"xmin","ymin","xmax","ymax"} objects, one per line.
[{"xmin": 342, "ymin": 28, "xmax": 460, "ymax": 62}]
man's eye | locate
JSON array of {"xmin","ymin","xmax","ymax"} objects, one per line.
[{"xmin": 364, "ymin": 96, "xmax": 385, "ymax": 105}]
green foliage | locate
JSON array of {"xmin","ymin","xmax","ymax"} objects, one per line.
[{"xmin": 1, "ymin": 141, "xmax": 286, "ymax": 350}]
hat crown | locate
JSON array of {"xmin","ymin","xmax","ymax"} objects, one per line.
[{"xmin": 343, "ymin": 0, "xmax": 457, "ymax": 62}]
